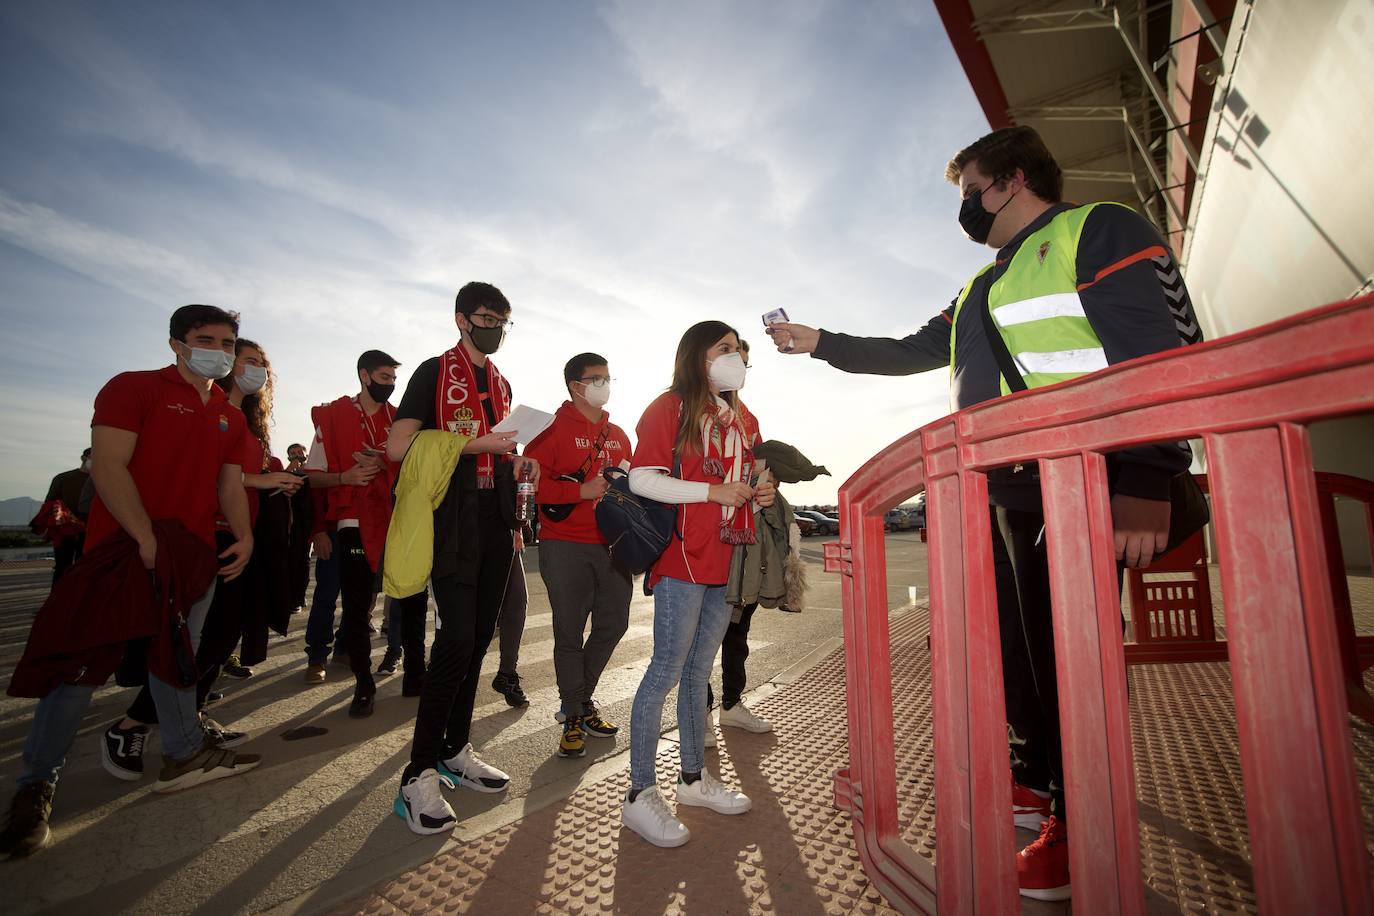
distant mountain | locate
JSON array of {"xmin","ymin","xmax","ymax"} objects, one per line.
[{"xmin": 0, "ymin": 497, "xmax": 41, "ymax": 526}]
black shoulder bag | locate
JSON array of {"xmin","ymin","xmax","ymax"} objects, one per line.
[{"xmin": 972, "ymin": 273, "xmax": 1208, "ymax": 556}]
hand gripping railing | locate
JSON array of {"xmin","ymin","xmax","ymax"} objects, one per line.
[{"xmin": 825, "ymin": 294, "xmax": 1374, "ymax": 914}]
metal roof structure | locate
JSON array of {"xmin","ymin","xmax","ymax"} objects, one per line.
[{"xmin": 933, "ymin": 0, "xmax": 1235, "ymax": 250}]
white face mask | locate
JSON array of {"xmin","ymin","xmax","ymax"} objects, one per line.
[
  {"xmin": 580, "ymin": 380, "xmax": 611, "ymax": 408},
  {"xmin": 707, "ymin": 352, "xmax": 747, "ymax": 392},
  {"xmin": 180, "ymin": 344, "xmax": 235, "ymax": 379},
  {"xmin": 235, "ymin": 364, "xmax": 268, "ymax": 394}
]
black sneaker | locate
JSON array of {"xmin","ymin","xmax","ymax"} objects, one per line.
[
  {"xmin": 205, "ymin": 691, "xmax": 225, "ymax": 707},
  {"xmin": 0, "ymin": 782, "xmax": 54, "ymax": 858},
  {"xmin": 222, "ymin": 654, "xmax": 253, "ymax": 679},
  {"xmin": 201, "ymin": 715, "xmax": 249, "ymax": 749},
  {"xmin": 491, "ymin": 671, "xmax": 529, "ymax": 708},
  {"xmin": 101, "ymin": 721, "xmax": 148, "ymax": 781},
  {"xmin": 376, "ymin": 649, "xmax": 401, "ymax": 676},
  {"xmin": 402, "ymin": 676, "xmax": 425, "ymax": 698},
  {"xmin": 349, "ymin": 681, "xmax": 376, "ymax": 718}
]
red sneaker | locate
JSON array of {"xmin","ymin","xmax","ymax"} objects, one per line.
[
  {"xmin": 1017, "ymin": 815, "xmax": 1070, "ymax": 901},
  {"xmin": 1011, "ymin": 776, "xmax": 1052, "ymax": 831}
]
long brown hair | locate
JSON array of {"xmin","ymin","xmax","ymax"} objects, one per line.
[
  {"xmin": 217, "ymin": 338, "xmax": 274, "ymax": 465},
  {"xmin": 670, "ymin": 320, "xmax": 740, "ymax": 455}
]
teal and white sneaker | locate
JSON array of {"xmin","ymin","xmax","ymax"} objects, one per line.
[
  {"xmin": 437, "ymin": 743, "xmax": 510, "ymax": 794},
  {"xmin": 395, "ymin": 769, "xmax": 457, "ymax": 835}
]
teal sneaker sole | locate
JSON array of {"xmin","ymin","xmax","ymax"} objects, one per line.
[{"xmin": 393, "ymin": 793, "xmax": 407, "ymax": 819}]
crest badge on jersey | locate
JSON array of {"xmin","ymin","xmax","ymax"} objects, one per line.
[
  {"xmin": 219, "ymin": 414, "xmax": 229, "ymax": 432},
  {"xmin": 1037, "ymin": 241, "xmax": 1051, "ymax": 264}
]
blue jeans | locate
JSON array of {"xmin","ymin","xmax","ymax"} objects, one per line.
[
  {"xmin": 629, "ymin": 577, "xmax": 731, "ymax": 791},
  {"xmin": 19, "ymin": 580, "xmax": 216, "ymax": 788},
  {"xmin": 304, "ymin": 532, "xmax": 342, "ymax": 665}
]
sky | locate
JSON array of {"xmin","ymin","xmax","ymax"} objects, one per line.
[{"xmin": 0, "ymin": 0, "xmax": 992, "ymax": 508}]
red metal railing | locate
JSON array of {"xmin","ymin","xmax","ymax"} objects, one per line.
[{"xmin": 824, "ymin": 294, "xmax": 1374, "ymax": 914}]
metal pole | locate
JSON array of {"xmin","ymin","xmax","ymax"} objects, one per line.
[
  {"xmin": 1113, "ymin": 6, "xmax": 1202, "ymax": 172},
  {"xmin": 1123, "ymin": 112, "xmax": 1187, "ymax": 228}
]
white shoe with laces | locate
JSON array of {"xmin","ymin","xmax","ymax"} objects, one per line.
[
  {"xmin": 395, "ymin": 768, "xmax": 458, "ymax": 835},
  {"xmin": 719, "ymin": 701, "xmax": 772, "ymax": 733},
  {"xmin": 676, "ymin": 768, "xmax": 752, "ymax": 815},
  {"xmin": 439, "ymin": 742, "xmax": 510, "ymax": 793},
  {"xmin": 622, "ymin": 785, "xmax": 690, "ymax": 848}
]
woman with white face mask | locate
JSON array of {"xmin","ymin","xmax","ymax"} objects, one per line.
[{"xmin": 620, "ymin": 320, "xmax": 776, "ymax": 848}]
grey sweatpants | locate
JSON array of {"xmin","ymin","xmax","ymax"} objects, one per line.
[{"xmin": 538, "ymin": 538, "xmax": 633, "ymax": 716}]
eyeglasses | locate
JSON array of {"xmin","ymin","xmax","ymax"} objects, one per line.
[
  {"xmin": 579, "ymin": 376, "xmax": 614, "ymax": 387},
  {"xmin": 469, "ymin": 313, "xmax": 513, "ymax": 330}
]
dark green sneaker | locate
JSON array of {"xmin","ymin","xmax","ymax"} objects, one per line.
[{"xmin": 0, "ymin": 782, "xmax": 54, "ymax": 858}]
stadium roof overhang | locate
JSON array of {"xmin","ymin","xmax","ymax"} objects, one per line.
[{"xmin": 932, "ymin": 0, "xmax": 1235, "ymax": 252}]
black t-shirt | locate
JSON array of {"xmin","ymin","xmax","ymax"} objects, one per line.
[{"xmin": 396, "ymin": 356, "xmax": 513, "ymax": 568}]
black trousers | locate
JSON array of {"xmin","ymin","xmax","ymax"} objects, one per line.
[
  {"xmin": 407, "ymin": 512, "xmax": 513, "ymax": 774},
  {"xmin": 993, "ymin": 503, "xmax": 1127, "ymax": 825},
  {"xmin": 337, "ymin": 526, "xmax": 377, "ymax": 694},
  {"xmin": 396, "ymin": 588, "xmax": 431, "ymax": 693},
  {"xmin": 128, "ymin": 530, "xmax": 241, "ymax": 722},
  {"xmin": 706, "ymin": 602, "xmax": 759, "ymax": 711},
  {"xmin": 52, "ymin": 536, "xmax": 84, "ymax": 587}
]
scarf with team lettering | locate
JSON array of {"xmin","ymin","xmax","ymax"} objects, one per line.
[
  {"xmin": 701, "ymin": 399, "xmax": 756, "ymax": 546},
  {"xmin": 436, "ymin": 341, "xmax": 510, "ymax": 488}
]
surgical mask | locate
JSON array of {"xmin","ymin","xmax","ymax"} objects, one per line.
[
  {"xmin": 467, "ymin": 324, "xmax": 506, "ymax": 355},
  {"xmin": 235, "ymin": 364, "xmax": 268, "ymax": 395},
  {"xmin": 708, "ymin": 352, "xmax": 748, "ymax": 392},
  {"xmin": 367, "ymin": 380, "xmax": 395, "ymax": 404},
  {"xmin": 181, "ymin": 344, "xmax": 235, "ymax": 379},
  {"xmin": 958, "ymin": 183, "xmax": 1019, "ymax": 245},
  {"xmin": 580, "ymin": 380, "xmax": 611, "ymax": 408}
]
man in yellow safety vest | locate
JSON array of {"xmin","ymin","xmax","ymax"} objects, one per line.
[{"xmin": 768, "ymin": 125, "xmax": 1203, "ymax": 903}]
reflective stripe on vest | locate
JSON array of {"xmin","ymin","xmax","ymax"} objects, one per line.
[{"xmin": 949, "ymin": 202, "xmax": 1129, "ymax": 400}]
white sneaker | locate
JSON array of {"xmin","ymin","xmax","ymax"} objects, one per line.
[
  {"xmin": 703, "ymin": 709, "xmax": 717, "ymax": 749},
  {"xmin": 622, "ymin": 785, "xmax": 690, "ymax": 847},
  {"xmin": 439, "ymin": 742, "xmax": 510, "ymax": 793},
  {"xmin": 676, "ymin": 769, "xmax": 752, "ymax": 815},
  {"xmin": 719, "ymin": 701, "xmax": 773, "ymax": 733},
  {"xmin": 396, "ymin": 769, "xmax": 457, "ymax": 835}
]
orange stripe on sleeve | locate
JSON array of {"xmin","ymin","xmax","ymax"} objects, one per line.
[{"xmin": 1076, "ymin": 245, "xmax": 1168, "ymax": 291}]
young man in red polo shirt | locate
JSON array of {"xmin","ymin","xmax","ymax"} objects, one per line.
[
  {"xmin": 524, "ymin": 353, "xmax": 633, "ymax": 759},
  {"xmin": 0, "ymin": 305, "xmax": 261, "ymax": 859},
  {"xmin": 304, "ymin": 350, "xmax": 401, "ymax": 717}
]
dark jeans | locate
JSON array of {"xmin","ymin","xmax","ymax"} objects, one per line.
[
  {"xmin": 720, "ymin": 602, "xmax": 758, "ymax": 709},
  {"xmin": 52, "ymin": 536, "xmax": 84, "ymax": 587},
  {"xmin": 540, "ymin": 539, "xmax": 632, "ymax": 716},
  {"xmin": 337, "ymin": 527, "xmax": 376, "ymax": 693},
  {"xmin": 394, "ymin": 589, "xmax": 431, "ymax": 692},
  {"xmin": 128, "ymin": 530, "xmax": 241, "ymax": 722},
  {"xmin": 497, "ymin": 553, "xmax": 529, "ymax": 675},
  {"xmin": 406, "ymin": 513, "xmax": 513, "ymax": 775},
  {"xmin": 303, "ymin": 532, "xmax": 342, "ymax": 666}
]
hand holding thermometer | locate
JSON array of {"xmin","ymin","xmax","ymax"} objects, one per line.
[{"xmin": 762, "ymin": 308, "xmax": 794, "ymax": 352}]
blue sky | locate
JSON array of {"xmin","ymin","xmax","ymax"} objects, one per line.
[{"xmin": 0, "ymin": 0, "xmax": 991, "ymax": 506}]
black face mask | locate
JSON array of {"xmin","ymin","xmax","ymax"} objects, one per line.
[
  {"xmin": 958, "ymin": 184, "xmax": 1018, "ymax": 245},
  {"xmin": 468, "ymin": 324, "xmax": 506, "ymax": 355},
  {"xmin": 367, "ymin": 379, "xmax": 395, "ymax": 404}
]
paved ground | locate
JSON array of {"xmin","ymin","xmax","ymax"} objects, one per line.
[{"xmin": 0, "ymin": 532, "xmax": 929, "ymax": 916}]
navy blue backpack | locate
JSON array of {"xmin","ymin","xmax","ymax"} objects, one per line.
[{"xmin": 595, "ymin": 454, "xmax": 681, "ymax": 575}]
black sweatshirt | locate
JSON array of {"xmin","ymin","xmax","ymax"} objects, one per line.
[{"xmin": 812, "ymin": 202, "xmax": 1203, "ymax": 504}]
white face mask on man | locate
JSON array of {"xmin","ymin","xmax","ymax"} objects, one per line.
[
  {"xmin": 180, "ymin": 343, "xmax": 235, "ymax": 379},
  {"xmin": 580, "ymin": 380, "xmax": 611, "ymax": 408},
  {"xmin": 707, "ymin": 352, "xmax": 748, "ymax": 392}
]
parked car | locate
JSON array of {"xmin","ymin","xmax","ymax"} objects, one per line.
[
  {"xmin": 794, "ymin": 515, "xmax": 816, "ymax": 537},
  {"xmin": 884, "ymin": 509, "xmax": 909, "ymax": 532},
  {"xmin": 795, "ymin": 509, "xmax": 839, "ymax": 536}
]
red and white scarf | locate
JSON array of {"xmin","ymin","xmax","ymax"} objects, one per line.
[
  {"xmin": 436, "ymin": 341, "xmax": 510, "ymax": 489},
  {"xmin": 701, "ymin": 400, "xmax": 756, "ymax": 546}
]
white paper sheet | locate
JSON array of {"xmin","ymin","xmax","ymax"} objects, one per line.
[{"xmin": 490, "ymin": 404, "xmax": 556, "ymax": 443}]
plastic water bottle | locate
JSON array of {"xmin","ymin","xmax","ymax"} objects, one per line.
[{"xmin": 516, "ymin": 462, "xmax": 536, "ymax": 523}]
